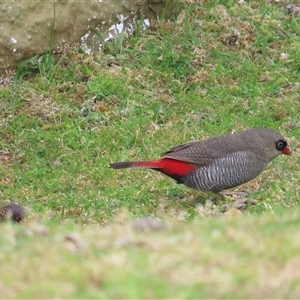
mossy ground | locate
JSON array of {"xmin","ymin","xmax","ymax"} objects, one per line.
[{"xmin": 0, "ymin": 1, "xmax": 300, "ymax": 298}]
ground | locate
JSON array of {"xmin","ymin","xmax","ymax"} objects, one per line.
[{"xmin": 0, "ymin": 1, "xmax": 300, "ymax": 298}]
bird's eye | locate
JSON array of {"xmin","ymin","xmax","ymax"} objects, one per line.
[{"xmin": 276, "ymin": 140, "xmax": 287, "ymax": 151}]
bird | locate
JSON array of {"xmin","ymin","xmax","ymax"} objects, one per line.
[{"xmin": 109, "ymin": 128, "xmax": 291, "ymax": 194}]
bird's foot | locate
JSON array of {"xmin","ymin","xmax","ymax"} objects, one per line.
[
  {"xmin": 218, "ymin": 191, "xmax": 257, "ymax": 212},
  {"xmin": 232, "ymin": 197, "xmax": 257, "ymax": 211}
]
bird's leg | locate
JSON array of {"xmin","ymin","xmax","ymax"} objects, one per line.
[{"xmin": 218, "ymin": 191, "xmax": 257, "ymax": 211}]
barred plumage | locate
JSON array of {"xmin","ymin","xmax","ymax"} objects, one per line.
[{"xmin": 110, "ymin": 128, "xmax": 291, "ymax": 193}]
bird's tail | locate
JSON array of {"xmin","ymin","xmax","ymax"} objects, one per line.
[
  {"xmin": 109, "ymin": 158, "xmax": 195, "ymax": 182},
  {"xmin": 109, "ymin": 160, "xmax": 162, "ymax": 169}
]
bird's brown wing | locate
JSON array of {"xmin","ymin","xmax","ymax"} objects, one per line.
[
  {"xmin": 162, "ymin": 141, "xmax": 200, "ymax": 154},
  {"xmin": 162, "ymin": 141, "xmax": 229, "ymax": 167},
  {"xmin": 161, "ymin": 134, "xmax": 250, "ymax": 168}
]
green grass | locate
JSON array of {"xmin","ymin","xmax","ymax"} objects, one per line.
[
  {"xmin": 1, "ymin": 1, "xmax": 300, "ymax": 297},
  {"xmin": 2, "ymin": 212, "xmax": 300, "ymax": 298}
]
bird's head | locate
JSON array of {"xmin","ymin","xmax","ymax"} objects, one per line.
[{"xmin": 242, "ymin": 128, "xmax": 291, "ymax": 161}]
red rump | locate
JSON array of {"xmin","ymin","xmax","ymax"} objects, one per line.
[{"xmin": 132, "ymin": 158, "xmax": 196, "ymax": 177}]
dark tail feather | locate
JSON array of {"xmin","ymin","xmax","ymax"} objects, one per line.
[
  {"xmin": 109, "ymin": 161, "xmax": 136, "ymax": 169},
  {"xmin": 109, "ymin": 160, "xmax": 162, "ymax": 169}
]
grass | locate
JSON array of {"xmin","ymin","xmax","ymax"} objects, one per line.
[
  {"xmin": 1, "ymin": 0, "xmax": 300, "ymax": 297},
  {"xmin": 2, "ymin": 212, "xmax": 300, "ymax": 298}
]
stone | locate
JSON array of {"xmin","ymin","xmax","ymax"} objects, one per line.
[{"xmin": 0, "ymin": 0, "xmax": 180, "ymax": 75}]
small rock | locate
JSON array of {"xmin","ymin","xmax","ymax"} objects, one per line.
[
  {"xmin": 223, "ymin": 207, "xmax": 243, "ymax": 218},
  {"xmin": 24, "ymin": 223, "xmax": 48, "ymax": 237},
  {"xmin": 0, "ymin": 204, "xmax": 25, "ymax": 223},
  {"xmin": 65, "ymin": 232, "xmax": 84, "ymax": 252},
  {"xmin": 285, "ymin": 3, "xmax": 300, "ymax": 16},
  {"xmin": 132, "ymin": 217, "xmax": 167, "ymax": 232},
  {"xmin": 234, "ymin": 198, "xmax": 257, "ymax": 211}
]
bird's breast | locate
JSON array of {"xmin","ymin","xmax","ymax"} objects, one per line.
[{"xmin": 182, "ymin": 152, "xmax": 267, "ymax": 192}]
